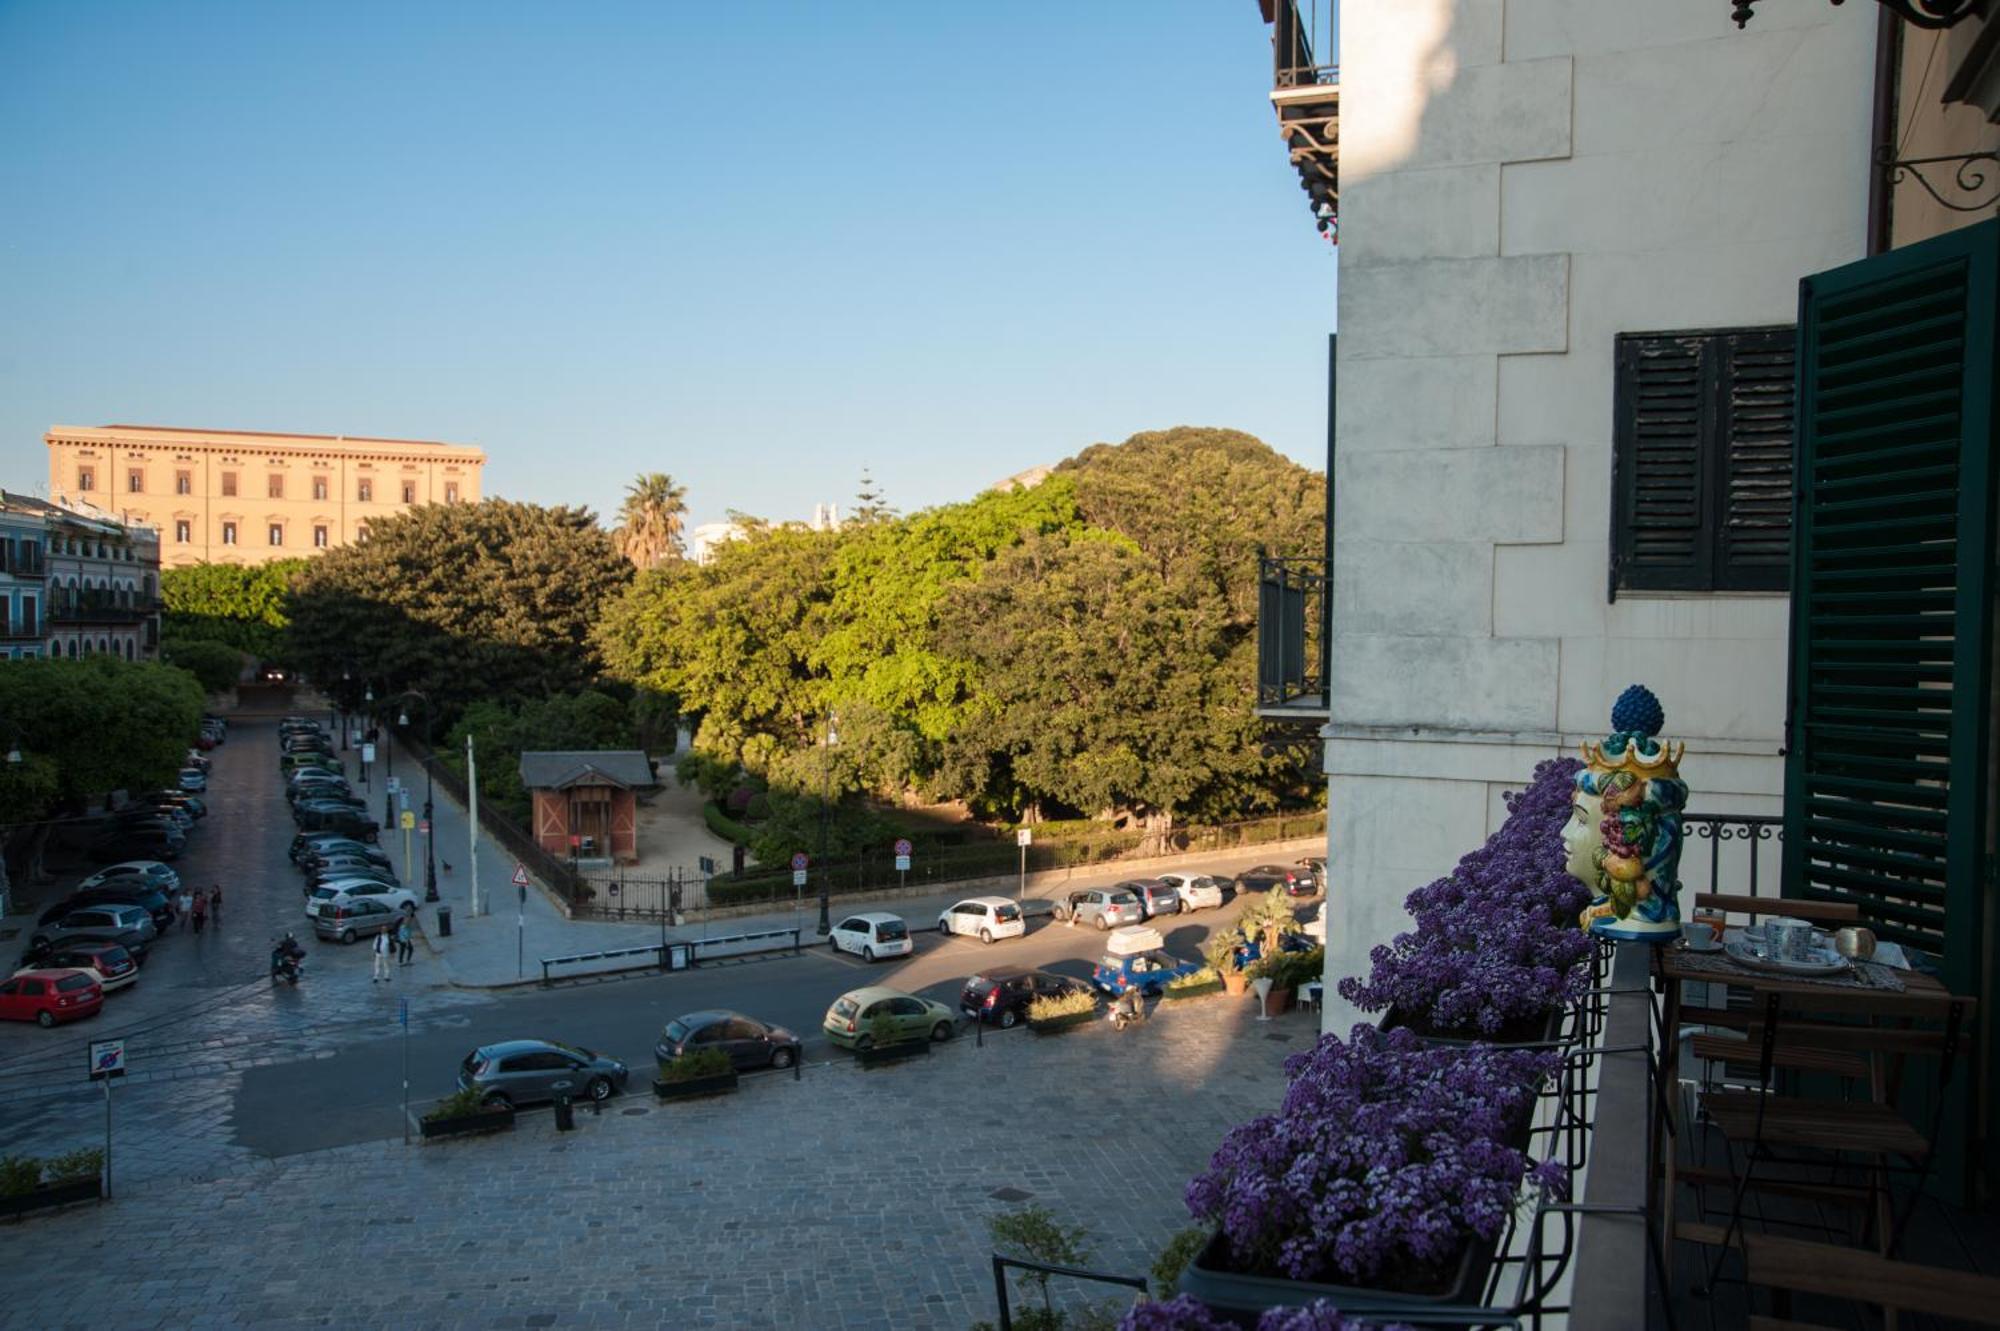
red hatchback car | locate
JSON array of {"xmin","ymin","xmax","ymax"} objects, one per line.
[{"xmin": 0, "ymin": 969, "xmax": 105, "ymax": 1028}]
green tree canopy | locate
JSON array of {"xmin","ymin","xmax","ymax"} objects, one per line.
[
  {"xmin": 160, "ymin": 636, "xmax": 245, "ymax": 694},
  {"xmin": 161, "ymin": 559, "xmax": 308, "ymax": 658},
  {"xmin": 286, "ymin": 499, "xmax": 632, "ymax": 720},
  {"xmin": 0, "ymin": 657, "xmax": 203, "ymax": 816}
]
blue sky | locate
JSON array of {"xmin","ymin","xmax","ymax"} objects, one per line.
[{"xmin": 0, "ymin": 1, "xmax": 1335, "ymax": 531}]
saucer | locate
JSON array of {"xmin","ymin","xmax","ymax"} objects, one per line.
[{"xmin": 1681, "ymin": 935, "xmax": 1723, "ymax": 953}]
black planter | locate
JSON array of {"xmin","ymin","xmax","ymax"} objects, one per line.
[
  {"xmin": 855, "ymin": 1039, "xmax": 930, "ymax": 1066},
  {"xmin": 1028, "ymin": 1012, "xmax": 1096, "ymax": 1035},
  {"xmin": 1380, "ymin": 1003, "xmax": 1566, "ymax": 1049},
  {"xmin": 653, "ymin": 1070, "xmax": 739, "ymax": 1100},
  {"xmin": 0, "ymin": 1174, "xmax": 102, "ymax": 1219},
  {"xmin": 417, "ymin": 1106, "xmax": 516, "ymax": 1140},
  {"xmin": 1178, "ymin": 1227, "xmax": 1495, "ymax": 1322}
]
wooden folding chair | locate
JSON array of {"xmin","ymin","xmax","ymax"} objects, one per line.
[
  {"xmin": 1741, "ymin": 1231, "xmax": 2000, "ymax": 1329},
  {"xmin": 1690, "ymin": 893, "xmax": 1861, "ymax": 928}
]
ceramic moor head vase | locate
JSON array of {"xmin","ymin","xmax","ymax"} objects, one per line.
[{"xmin": 1566, "ymin": 685, "xmax": 1688, "ymax": 941}]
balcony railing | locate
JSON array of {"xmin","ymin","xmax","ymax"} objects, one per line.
[
  {"xmin": 1268, "ymin": 0, "xmax": 1338, "ymax": 88},
  {"xmin": 0, "ymin": 621, "xmax": 41, "ymax": 641},
  {"xmin": 48, "ymin": 598, "xmax": 148, "ymax": 625},
  {"xmin": 1256, "ymin": 553, "xmax": 1329, "ymax": 712}
]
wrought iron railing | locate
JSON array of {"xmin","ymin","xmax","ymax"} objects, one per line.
[
  {"xmin": 1271, "ymin": 0, "xmax": 1338, "ymax": 87},
  {"xmin": 1256, "ymin": 553, "xmax": 1328, "ymax": 709},
  {"xmin": 1678, "ymin": 812, "xmax": 1783, "ymax": 904}
]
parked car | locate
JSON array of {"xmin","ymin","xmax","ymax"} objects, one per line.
[
  {"xmin": 311, "ymin": 896, "xmax": 404, "ymax": 943},
  {"xmin": 458, "ymin": 1039, "xmax": 629, "ymax": 1107},
  {"xmin": 13, "ymin": 942, "xmax": 138, "ymax": 993},
  {"xmin": 77, "ymin": 861, "xmax": 181, "ymax": 895},
  {"xmin": 959, "ymin": 967, "xmax": 1092, "ymax": 1029},
  {"xmin": 182, "ymin": 750, "xmax": 212, "ymax": 774},
  {"xmin": 822, "ymin": 986, "xmax": 957, "ymax": 1050},
  {"xmin": 130, "ymin": 805, "xmax": 194, "ymax": 835},
  {"xmin": 1054, "ymin": 886, "xmax": 1145, "ymax": 930},
  {"xmin": 827, "ymin": 912, "xmax": 913, "ymax": 962},
  {"xmin": 41, "ymin": 886, "xmax": 174, "ymax": 934},
  {"xmin": 1157, "ymin": 872, "xmax": 1227, "ymax": 911},
  {"xmin": 294, "ymin": 806, "xmax": 378, "ymax": 842},
  {"xmin": 141, "ymin": 790, "xmax": 207, "ymax": 820},
  {"xmin": 936, "ymin": 896, "xmax": 1026, "ymax": 944},
  {"xmin": 176, "ymin": 768, "xmax": 208, "ymax": 792},
  {"xmin": 1236, "ymin": 863, "xmax": 1317, "ymax": 897},
  {"xmin": 304, "ymin": 853, "xmax": 395, "ymax": 883},
  {"xmin": 30, "ymin": 904, "xmax": 157, "ymax": 955},
  {"xmin": 290, "ymin": 831, "xmax": 372, "ymax": 863},
  {"xmin": 1304, "ymin": 899, "xmax": 1327, "ymax": 945},
  {"xmin": 302, "ymin": 847, "xmax": 393, "ymax": 876},
  {"xmin": 89, "ymin": 828, "xmax": 184, "ymax": 863},
  {"xmin": 0, "ymin": 970, "xmax": 103, "ymax": 1027},
  {"xmin": 1123, "ymin": 879, "xmax": 1181, "ymax": 918},
  {"xmin": 1090, "ymin": 925, "xmax": 1202, "ymax": 996},
  {"xmin": 305, "ymin": 880, "xmax": 419, "ymax": 922},
  {"xmin": 655, "ymin": 1010, "xmax": 801, "ymax": 1074},
  {"xmin": 286, "ymin": 774, "xmax": 351, "ymax": 801}
]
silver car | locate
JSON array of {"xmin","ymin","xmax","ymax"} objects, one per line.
[
  {"xmin": 31, "ymin": 904, "xmax": 158, "ymax": 951},
  {"xmin": 458, "ymin": 1039, "xmax": 629, "ymax": 1107},
  {"xmin": 1125, "ymin": 879, "xmax": 1181, "ymax": 919},
  {"xmin": 1055, "ymin": 886, "xmax": 1146, "ymax": 930}
]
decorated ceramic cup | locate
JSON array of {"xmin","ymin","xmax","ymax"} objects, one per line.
[{"xmin": 1768, "ymin": 917, "xmax": 1814, "ymax": 963}]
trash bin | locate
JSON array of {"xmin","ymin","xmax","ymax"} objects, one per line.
[
  {"xmin": 553, "ymin": 1095, "xmax": 575, "ymax": 1132},
  {"xmin": 436, "ymin": 903, "xmax": 452, "ymax": 938}
]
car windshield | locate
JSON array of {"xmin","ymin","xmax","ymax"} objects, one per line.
[
  {"xmin": 662, "ymin": 1020, "xmax": 690, "ymax": 1044},
  {"xmin": 311, "ymin": 888, "xmax": 338, "ymax": 899},
  {"xmin": 876, "ymin": 921, "xmax": 908, "ymax": 941},
  {"xmin": 56, "ymin": 974, "xmax": 93, "ymax": 992},
  {"xmin": 994, "ymin": 905, "xmax": 1021, "ymax": 922},
  {"xmin": 832, "ymin": 997, "xmax": 859, "ymax": 1019}
]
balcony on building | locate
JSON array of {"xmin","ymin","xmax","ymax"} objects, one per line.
[
  {"xmin": 1260, "ymin": 0, "xmax": 1339, "ymax": 235},
  {"xmin": 1255, "ymin": 551, "xmax": 1329, "ymax": 721}
]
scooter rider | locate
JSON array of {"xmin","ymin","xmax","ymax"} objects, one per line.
[
  {"xmin": 271, "ymin": 932, "xmax": 306, "ymax": 977},
  {"xmin": 1111, "ymin": 986, "xmax": 1144, "ymax": 1029}
]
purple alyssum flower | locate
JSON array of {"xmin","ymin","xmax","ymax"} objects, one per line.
[{"xmin": 1117, "ymin": 1295, "xmax": 1416, "ymax": 1331}]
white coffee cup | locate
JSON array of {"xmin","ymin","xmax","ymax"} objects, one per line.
[
  {"xmin": 1681, "ymin": 920, "xmax": 1718, "ymax": 948},
  {"xmin": 1768, "ymin": 917, "xmax": 1813, "ymax": 963}
]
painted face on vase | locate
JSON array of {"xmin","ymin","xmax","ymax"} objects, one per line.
[{"xmin": 1572, "ymin": 685, "xmax": 1688, "ymax": 941}]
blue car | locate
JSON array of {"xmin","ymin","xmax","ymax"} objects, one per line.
[{"xmin": 1090, "ymin": 925, "xmax": 1202, "ymax": 996}]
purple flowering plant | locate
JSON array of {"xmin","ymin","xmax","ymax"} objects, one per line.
[
  {"xmin": 1119, "ymin": 1295, "xmax": 1417, "ymax": 1331},
  {"xmin": 1184, "ymin": 1026, "xmax": 1565, "ymax": 1290}
]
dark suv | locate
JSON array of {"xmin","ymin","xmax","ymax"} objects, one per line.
[
  {"xmin": 959, "ymin": 967, "xmax": 1092, "ymax": 1029},
  {"xmin": 1236, "ymin": 863, "xmax": 1317, "ymax": 897},
  {"xmin": 295, "ymin": 806, "xmax": 379, "ymax": 842}
]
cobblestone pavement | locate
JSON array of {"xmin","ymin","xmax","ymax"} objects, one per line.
[{"xmin": 2, "ymin": 999, "xmax": 1311, "ymax": 1330}]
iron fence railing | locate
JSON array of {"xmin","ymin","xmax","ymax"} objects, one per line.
[
  {"xmin": 398, "ymin": 730, "xmax": 585, "ymax": 903},
  {"xmin": 1271, "ymin": 0, "xmax": 1338, "ymax": 87},
  {"xmin": 1257, "ymin": 553, "xmax": 1329, "ymax": 709},
  {"xmin": 1678, "ymin": 812, "xmax": 1783, "ymax": 904}
]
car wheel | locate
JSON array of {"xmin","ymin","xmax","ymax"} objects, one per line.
[
  {"xmin": 999, "ymin": 1009, "xmax": 1019, "ymax": 1030},
  {"xmin": 771, "ymin": 1047, "xmax": 796, "ymax": 1070},
  {"xmin": 586, "ymin": 1077, "xmax": 613, "ymax": 1102},
  {"xmin": 36, "ymin": 1010, "xmax": 55, "ymax": 1028},
  {"xmin": 979, "ymin": 928, "xmax": 993, "ymax": 944},
  {"xmin": 937, "ymin": 918, "xmax": 950, "ymax": 934},
  {"xmin": 1095, "ymin": 915, "xmax": 1110, "ymax": 931},
  {"xmin": 862, "ymin": 946, "xmax": 874, "ymax": 963},
  {"xmin": 854, "ymin": 1034, "xmax": 874, "ymax": 1051},
  {"xmin": 1180, "ymin": 900, "xmax": 1191, "ymax": 914},
  {"xmin": 931, "ymin": 1021, "xmax": 953, "ymax": 1043},
  {"xmin": 482, "ymin": 1092, "xmax": 511, "ymax": 1110},
  {"xmin": 340, "ymin": 927, "xmax": 357, "ymax": 944}
]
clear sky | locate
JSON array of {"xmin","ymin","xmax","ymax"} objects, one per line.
[{"xmin": 0, "ymin": 1, "xmax": 1336, "ymax": 532}]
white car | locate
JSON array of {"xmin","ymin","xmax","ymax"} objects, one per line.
[
  {"xmin": 1158, "ymin": 872, "xmax": 1227, "ymax": 912},
  {"xmin": 77, "ymin": 861, "xmax": 182, "ymax": 895},
  {"xmin": 305, "ymin": 878, "xmax": 420, "ymax": 921},
  {"xmin": 829, "ymin": 912, "xmax": 914, "ymax": 962},
  {"xmin": 937, "ymin": 896, "xmax": 1026, "ymax": 944},
  {"xmin": 1304, "ymin": 900, "xmax": 1327, "ymax": 945}
]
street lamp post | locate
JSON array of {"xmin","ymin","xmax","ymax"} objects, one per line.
[
  {"xmin": 815, "ymin": 711, "xmax": 839, "ymax": 936},
  {"xmin": 395, "ymin": 689, "xmax": 439, "ymax": 904}
]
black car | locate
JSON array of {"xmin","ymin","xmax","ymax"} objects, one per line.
[
  {"xmin": 291, "ymin": 831, "xmax": 371, "ymax": 863},
  {"xmin": 295, "ymin": 806, "xmax": 379, "ymax": 842},
  {"xmin": 959, "ymin": 967, "xmax": 1093, "ymax": 1029},
  {"xmin": 89, "ymin": 829, "xmax": 184, "ymax": 863},
  {"xmin": 1235, "ymin": 863, "xmax": 1317, "ymax": 897},
  {"xmin": 654, "ymin": 1010, "xmax": 802, "ymax": 1073},
  {"xmin": 42, "ymin": 886, "xmax": 175, "ymax": 933}
]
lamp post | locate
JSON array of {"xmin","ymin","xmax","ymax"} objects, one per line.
[
  {"xmin": 0, "ymin": 738, "xmax": 21, "ymax": 920},
  {"xmin": 815, "ymin": 711, "xmax": 839, "ymax": 936},
  {"xmin": 394, "ymin": 689, "xmax": 439, "ymax": 903}
]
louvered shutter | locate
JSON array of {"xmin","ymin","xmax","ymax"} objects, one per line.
[
  {"xmin": 1715, "ymin": 329, "xmax": 1796, "ymax": 589},
  {"xmin": 1784, "ymin": 219, "xmax": 1997, "ymax": 992},
  {"xmin": 1613, "ymin": 335, "xmax": 1709, "ymax": 591}
]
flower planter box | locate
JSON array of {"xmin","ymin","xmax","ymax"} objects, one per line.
[
  {"xmin": 0, "ymin": 1174, "xmax": 102, "ymax": 1219},
  {"xmin": 1027, "ymin": 1011, "xmax": 1096, "ymax": 1035},
  {"xmin": 417, "ymin": 1106, "xmax": 516, "ymax": 1140},
  {"xmin": 1178, "ymin": 1227, "xmax": 1495, "ymax": 1322},
  {"xmin": 855, "ymin": 1039, "xmax": 930, "ymax": 1067},
  {"xmin": 1220, "ymin": 971, "xmax": 1250, "ymax": 998},
  {"xmin": 653, "ymin": 1070, "xmax": 739, "ymax": 1100},
  {"xmin": 1164, "ymin": 979, "xmax": 1224, "ymax": 1000},
  {"xmin": 1380, "ymin": 1003, "xmax": 1565, "ymax": 1049}
]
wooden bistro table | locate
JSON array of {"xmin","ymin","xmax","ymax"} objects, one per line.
[{"xmin": 1648, "ymin": 932, "xmax": 1947, "ymax": 1276}]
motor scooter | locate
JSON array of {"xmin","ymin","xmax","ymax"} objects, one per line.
[
  {"xmin": 1108, "ymin": 989, "xmax": 1146, "ymax": 1031},
  {"xmin": 270, "ymin": 953, "xmax": 305, "ymax": 986}
]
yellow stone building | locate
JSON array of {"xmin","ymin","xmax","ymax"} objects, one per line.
[{"xmin": 44, "ymin": 424, "xmax": 488, "ymax": 568}]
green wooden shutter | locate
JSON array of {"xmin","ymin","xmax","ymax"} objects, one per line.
[
  {"xmin": 1785, "ymin": 219, "xmax": 1998, "ymax": 999},
  {"xmin": 1614, "ymin": 334, "xmax": 1709, "ymax": 592},
  {"xmin": 1715, "ymin": 328, "xmax": 1796, "ymax": 590}
]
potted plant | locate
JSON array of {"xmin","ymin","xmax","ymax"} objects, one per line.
[
  {"xmin": 0, "ymin": 1148, "xmax": 103, "ymax": 1218},
  {"xmin": 856, "ymin": 1010, "xmax": 929, "ymax": 1067},
  {"xmin": 1203, "ymin": 933, "xmax": 1252, "ymax": 998},
  {"xmin": 1249, "ymin": 946, "xmax": 1322, "ymax": 1014},
  {"xmin": 1178, "ymin": 1025, "xmax": 1563, "ymax": 1315},
  {"xmin": 1026, "ymin": 987, "xmax": 1098, "ymax": 1034},
  {"xmin": 654, "ymin": 1047, "xmax": 738, "ymax": 1100},
  {"xmin": 418, "ymin": 1085, "xmax": 516, "ymax": 1140},
  {"xmin": 1163, "ymin": 966, "xmax": 1224, "ymax": 1001}
]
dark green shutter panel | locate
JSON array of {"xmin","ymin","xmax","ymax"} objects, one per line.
[
  {"xmin": 1614, "ymin": 335, "xmax": 1709, "ymax": 590},
  {"xmin": 1715, "ymin": 328, "xmax": 1795, "ymax": 589},
  {"xmin": 1784, "ymin": 219, "xmax": 1998, "ymax": 993}
]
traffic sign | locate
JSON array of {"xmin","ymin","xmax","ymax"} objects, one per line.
[
  {"xmin": 400, "ymin": 810, "xmax": 416, "ymax": 830},
  {"xmin": 1016, "ymin": 827, "xmax": 1033, "ymax": 847},
  {"xmin": 895, "ymin": 855, "xmax": 911, "ymax": 873},
  {"xmin": 361, "ymin": 743, "xmax": 377, "ymax": 764},
  {"xmin": 894, "ymin": 838, "xmax": 912, "ymax": 856},
  {"xmin": 792, "ymin": 869, "xmax": 808, "ymax": 888},
  {"xmin": 88, "ymin": 1039, "xmax": 126, "ymax": 1080},
  {"xmin": 511, "ymin": 862, "xmax": 531, "ymax": 888},
  {"xmin": 386, "ymin": 776, "xmax": 401, "ymax": 794},
  {"xmin": 791, "ymin": 852, "xmax": 809, "ymax": 871},
  {"xmin": 399, "ymin": 790, "xmax": 411, "ymax": 811},
  {"xmin": 418, "ymin": 820, "xmax": 430, "ymax": 834}
]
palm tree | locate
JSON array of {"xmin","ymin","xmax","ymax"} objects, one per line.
[{"xmin": 616, "ymin": 473, "xmax": 688, "ymax": 569}]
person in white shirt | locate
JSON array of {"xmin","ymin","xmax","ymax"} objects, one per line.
[{"xmin": 372, "ymin": 928, "xmax": 392, "ymax": 982}]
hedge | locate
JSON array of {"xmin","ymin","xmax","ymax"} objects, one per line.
[{"xmin": 703, "ymin": 801, "xmax": 754, "ymax": 847}]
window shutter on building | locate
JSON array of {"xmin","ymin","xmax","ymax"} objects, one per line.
[
  {"xmin": 1611, "ymin": 327, "xmax": 1796, "ymax": 595},
  {"xmin": 1783, "ymin": 219, "xmax": 1997, "ymax": 990}
]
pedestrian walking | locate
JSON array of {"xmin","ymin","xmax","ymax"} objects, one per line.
[
  {"xmin": 176, "ymin": 888, "xmax": 194, "ymax": 930},
  {"xmin": 395, "ymin": 914, "xmax": 414, "ymax": 966},
  {"xmin": 371, "ymin": 928, "xmax": 392, "ymax": 982},
  {"xmin": 190, "ymin": 888, "xmax": 208, "ymax": 935},
  {"xmin": 208, "ymin": 884, "xmax": 222, "ymax": 925}
]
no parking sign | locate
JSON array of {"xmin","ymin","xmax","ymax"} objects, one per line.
[{"xmin": 88, "ymin": 1039, "xmax": 125, "ymax": 1080}]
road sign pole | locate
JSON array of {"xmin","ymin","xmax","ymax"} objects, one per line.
[
  {"xmin": 400, "ymin": 997, "xmax": 410, "ymax": 1144},
  {"xmin": 103, "ymin": 1074, "xmax": 112, "ymax": 1201},
  {"xmin": 467, "ymin": 734, "xmax": 481, "ymax": 918}
]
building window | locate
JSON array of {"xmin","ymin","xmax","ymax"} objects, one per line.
[
  {"xmin": 77, "ymin": 466, "xmax": 95, "ymax": 492},
  {"xmin": 19, "ymin": 596, "xmax": 35, "ymax": 636},
  {"xmin": 221, "ymin": 521, "xmax": 238, "ymax": 546},
  {"xmin": 174, "ymin": 520, "xmax": 191, "ymax": 544},
  {"xmin": 445, "ymin": 482, "xmax": 459, "ymax": 504},
  {"xmin": 357, "ymin": 479, "xmax": 372, "ymax": 502},
  {"xmin": 175, "ymin": 470, "xmax": 192, "ymax": 495},
  {"xmin": 127, "ymin": 468, "xmax": 144, "ymax": 494},
  {"xmin": 1611, "ymin": 326, "xmax": 1796, "ymax": 596},
  {"xmin": 355, "ymin": 522, "xmax": 369, "ymax": 543},
  {"xmin": 401, "ymin": 481, "xmax": 417, "ymax": 504},
  {"xmin": 268, "ymin": 474, "xmax": 284, "ymax": 499},
  {"xmin": 220, "ymin": 471, "xmax": 238, "ymax": 497},
  {"xmin": 312, "ymin": 476, "xmax": 328, "ymax": 501},
  {"xmin": 268, "ymin": 523, "xmax": 284, "ymax": 547},
  {"xmin": 313, "ymin": 524, "xmax": 329, "ymax": 548}
]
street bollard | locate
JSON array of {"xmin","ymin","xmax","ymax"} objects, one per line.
[
  {"xmin": 436, "ymin": 903, "xmax": 452, "ymax": 938},
  {"xmin": 554, "ymin": 1095, "xmax": 575, "ymax": 1132}
]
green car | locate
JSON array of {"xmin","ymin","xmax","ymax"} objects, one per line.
[{"xmin": 823, "ymin": 986, "xmax": 957, "ymax": 1050}]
